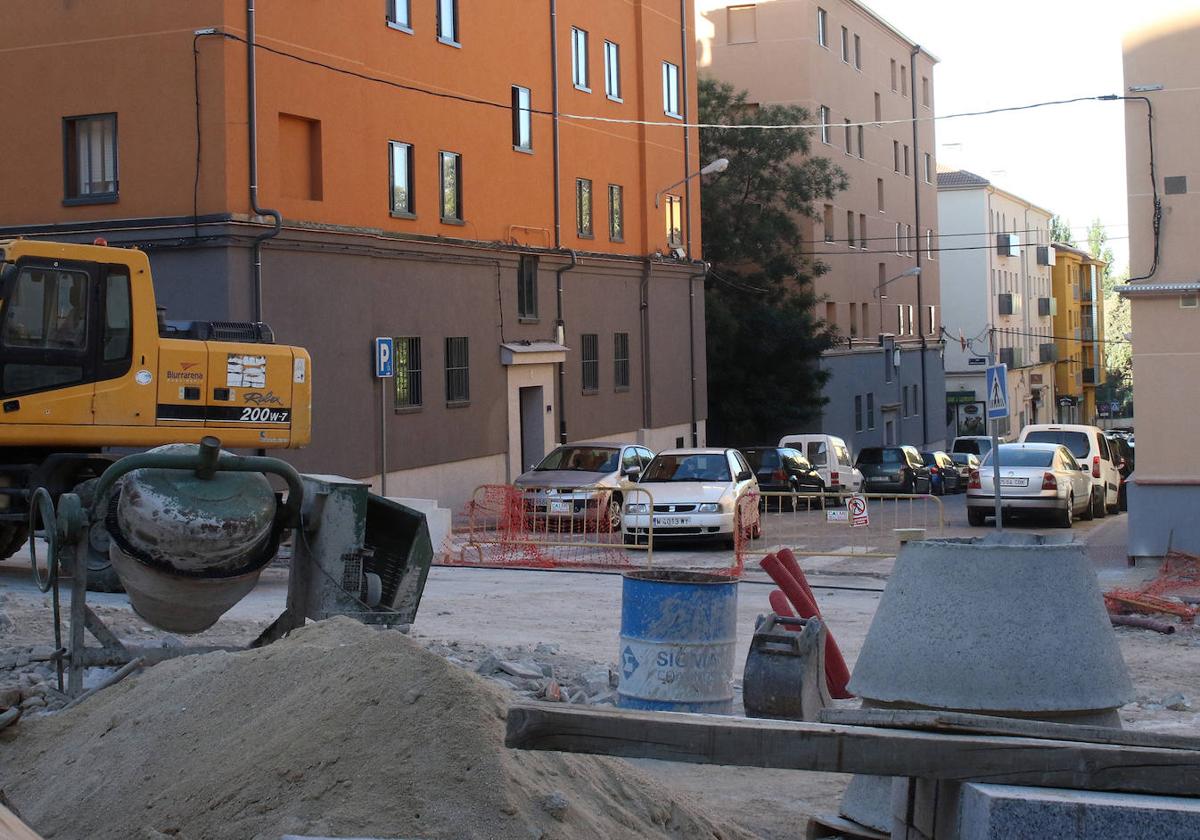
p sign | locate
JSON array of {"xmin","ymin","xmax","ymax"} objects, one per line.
[{"xmin": 374, "ymin": 337, "xmax": 394, "ymax": 378}]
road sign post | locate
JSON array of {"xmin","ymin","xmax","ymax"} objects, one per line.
[
  {"xmin": 374, "ymin": 338, "xmax": 394, "ymax": 496},
  {"xmin": 986, "ymin": 362, "xmax": 1009, "ymax": 531}
]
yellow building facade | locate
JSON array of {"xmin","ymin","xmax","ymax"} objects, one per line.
[{"xmin": 1051, "ymin": 244, "xmax": 1106, "ymax": 423}]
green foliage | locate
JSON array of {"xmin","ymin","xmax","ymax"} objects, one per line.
[
  {"xmin": 1088, "ymin": 219, "xmax": 1132, "ymax": 407},
  {"xmin": 698, "ymin": 78, "xmax": 847, "ymax": 445},
  {"xmin": 1049, "ymin": 215, "xmax": 1075, "ymax": 247}
]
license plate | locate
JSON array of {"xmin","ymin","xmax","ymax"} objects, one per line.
[
  {"xmin": 867, "ymin": 476, "xmax": 887, "ymax": 483},
  {"xmin": 999, "ymin": 477, "xmax": 1028, "ymax": 487},
  {"xmin": 654, "ymin": 516, "xmax": 691, "ymax": 527},
  {"xmin": 549, "ymin": 500, "xmax": 571, "ymax": 513}
]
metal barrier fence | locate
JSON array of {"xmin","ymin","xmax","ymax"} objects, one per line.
[{"xmin": 736, "ymin": 489, "xmax": 945, "ymax": 565}]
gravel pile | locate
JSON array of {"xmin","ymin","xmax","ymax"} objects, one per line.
[{"xmin": 0, "ymin": 617, "xmax": 750, "ymax": 840}]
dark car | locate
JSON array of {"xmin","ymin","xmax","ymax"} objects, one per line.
[
  {"xmin": 1105, "ymin": 434, "xmax": 1135, "ymax": 511},
  {"xmin": 949, "ymin": 452, "xmax": 980, "ymax": 486},
  {"xmin": 855, "ymin": 445, "xmax": 932, "ymax": 494},
  {"xmin": 921, "ymin": 450, "xmax": 961, "ymax": 495},
  {"xmin": 742, "ymin": 447, "xmax": 824, "ymax": 509}
]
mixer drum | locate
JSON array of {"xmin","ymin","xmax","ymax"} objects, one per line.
[{"xmin": 107, "ymin": 444, "xmax": 279, "ymax": 634}]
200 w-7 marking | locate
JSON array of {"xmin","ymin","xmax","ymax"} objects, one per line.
[{"xmin": 239, "ymin": 407, "xmax": 290, "ymax": 423}]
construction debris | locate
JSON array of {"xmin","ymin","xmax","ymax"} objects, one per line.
[
  {"xmin": 0, "ymin": 617, "xmax": 749, "ymax": 840},
  {"xmin": 1106, "ymin": 550, "xmax": 1200, "ymax": 626}
]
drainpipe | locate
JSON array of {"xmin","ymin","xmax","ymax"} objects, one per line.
[
  {"xmin": 549, "ymin": 0, "xmax": 562, "ymax": 249},
  {"xmin": 909, "ymin": 45, "xmax": 927, "ymax": 445},
  {"xmin": 688, "ymin": 262, "xmax": 709, "ymax": 445},
  {"xmin": 679, "ymin": 0, "xmax": 693, "ymax": 259},
  {"xmin": 639, "ymin": 259, "xmax": 655, "ymax": 433},
  {"xmin": 247, "ymin": 0, "xmax": 282, "ymax": 323},
  {"xmin": 554, "ymin": 250, "xmax": 578, "ymax": 443}
]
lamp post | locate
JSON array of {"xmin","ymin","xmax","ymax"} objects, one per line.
[
  {"xmin": 872, "ymin": 266, "xmax": 922, "ymax": 301},
  {"xmin": 654, "ymin": 157, "xmax": 730, "ymax": 207}
]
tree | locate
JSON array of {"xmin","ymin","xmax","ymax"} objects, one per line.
[
  {"xmin": 1087, "ymin": 218, "xmax": 1132, "ymax": 408},
  {"xmin": 1086, "ymin": 218, "xmax": 1116, "ymax": 289},
  {"xmin": 1049, "ymin": 215, "xmax": 1075, "ymax": 247},
  {"xmin": 698, "ymin": 78, "xmax": 847, "ymax": 445}
]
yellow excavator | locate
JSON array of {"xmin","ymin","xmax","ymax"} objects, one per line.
[{"xmin": 0, "ymin": 239, "xmax": 311, "ymax": 588}]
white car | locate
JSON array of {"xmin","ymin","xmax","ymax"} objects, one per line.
[
  {"xmin": 777, "ymin": 433, "xmax": 863, "ymax": 494},
  {"xmin": 1018, "ymin": 424, "xmax": 1122, "ymax": 517},
  {"xmin": 966, "ymin": 443, "xmax": 1093, "ymax": 528},
  {"xmin": 623, "ymin": 448, "xmax": 760, "ymax": 547}
]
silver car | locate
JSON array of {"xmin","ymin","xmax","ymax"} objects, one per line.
[
  {"xmin": 966, "ymin": 443, "xmax": 1093, "ymax": 528},
  {"xmin": 513, "ymin": 442, "xmax": 654, "ymax": 530}
]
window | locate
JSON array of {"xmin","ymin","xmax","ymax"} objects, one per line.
[
  {"xmin": 512, "ymin": 86, "xmax": 532, "ymax": 151},
  {"xmin": 394, "ymin": 337, "xmax": 422, "ymax": 408},
  {"xmin": 614, "ymin": 332, "xmax": 630, "ymax": 389},
  {"xmin": 897, "ymin": 304, "xmax": 905, "ymax": 334},
  {"xmin": 890, "ymin": 59, "xmax": 897, "ymax": 91},
  {"xmin": 826, "ymin": 301, "xmax": 837, "ymax": 327},
  {"xmin": 437, "ymin": 0, "xmax": 458, "ymax": 44},
  {"xmin": 582, "ymin": 333, "xmax": 599, "ymax": 392},
  {"xmin": 893, "ymin": 140, "xmax": 900, "ymax": 172},
  {"xmin": 926, "ymin": 229, "xmax": 934, "ymax": 259},
  {"xmin": 572, "ymin": 27, "xmax": 589, "ymax": 89},
  {"xmin": 840, "ymin": 26, "xmax": 849, "ymax": 62},
  {"xmin": 922, "ymin": 75, "xmax": 930, "ymax": 107},
  {"xmin": 907, "ymin": 304, "xmax": 915, "ymax": 335},
  {"xmin": 862, "ymin": 301, "xmax": 870, "ymax": 334},
  {"xmin": 662, "ymin": 62, "xmax": 681, "ymax": 117},
  {"xmin": 64, "ymin": 113, "xmax": 118, "ymax": 203},
  {"xmin": 859, "ymin": 213, "xmax": 867, "ymax": 248},
  {"xmin": 608, "ymin": 184, "xmax": 624, "ymax": 242},
  {"xmin": 855, "ymin": 395, "xmax": 864, "ymax": 432},
  {"xmin": 844, "ymin": 119, "xmax": 852, "ymax": 154},
  {"xmin": 902, "ymin": 385, "xmax": 910, "ymax": 416},
  {"xmin": 817, "ymin": 7, "xmax": 828, "ymax": 47},
  {"xmin": 900, "ymin": 65, "xmax": 908, "ymax": 96},
  {"xmin": 444, "ymin": 336, "xmax": 469, "ymax": 403},
  {"xmin": 604, "ymin": 41, "xmax": 621, "ymax": 99},
  {"xmin": 818, "ymin": 105, "xmax": 831, "ymax": 144},
  {"xmin": 439, "ymin": 151, "xmax": 462, "ymax": 222},
  {"xmin": 867, "ymin": 393, "xmax": 875, "ymax": 429},
  {"xmin": 576, "ymin": 178, "xmax": 593, "ymax": 237},
  {"xmin": 823, "ymin": 204, "xmax": 835, "ymax": 242},
  {"xmin": 854, "ymin": 34, "xmax": 862, "ymax": 69},
  {"xmin": 877, "ymin": 178, "xmax": 884, "ymax": 212},
  {"xmin": 386, "ymin": 0, "xmax": 411, "ymax": 30},
  {"xmin": 665, "ymin": 195, "xmax": 683, "ymax": 248},
  {"xmin": 103, "ymin": 269, "xmax": 132, "ymax": 364},
  {"xmin": 518, "ymin": 255, "xmax": 538, "ymax": 320},
  {"xmin": 850, "ymin": 302, "xmax": 859, "ymax": 336},
  {"xmin": 895, "ymin": 222, "xmax": 902, "ymax": 254},
  {"xmin": 857, "ymin": 124, "xmax": 865, "ymax": 158},
  {"xmin": 1, "ymin": 266, "xmax": 90, "ymax": 395},
  {"xmin": 903, "ymin": 145, "xmax": 910, "ymax": 176},
  {"xmin": 874, "ymin": 92, "xmax": 881, "ymax": 123},
  {"xmin": 846, "ymin": 211, "xmax": 855, "ymax": 247},
  {"xmin": 388, "ymin": 141, "xmax": 414, "ymax": 216},
  {"xmin": 904, "ymin": 223, "xmax": 911, "ymax": 255},
  {"xmin": 727, "ymin": 5, "xmax": 757, "ymax": 44},
  {"xmin": 926, "ymin": 305, "xmax": 936, "ymax": 336},
  {"xmin": 923, "ymin": 152, "xmax": 932, "ymax": 183}
]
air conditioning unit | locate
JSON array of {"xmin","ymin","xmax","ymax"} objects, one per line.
[
  {"xmin": 999, "ymin": 347, "xmax": 1015, "ymax": 367},
  {"xmin": 998, "ymin": 293, "xmax": 1014, "ymax": 315},
  {"xmin": 1039, "ymin": 342, "xmax": 1057, "ymax": 363},
  {"xmin": 996, "ymin": 233, "xmax": 1020, "ymax": 257},
  {"xmin": 1036, "ymin": 245, "xmax": 1056, "ymax": 266}
]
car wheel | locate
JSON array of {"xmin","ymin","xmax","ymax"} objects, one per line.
[
  {"xmin": 1057, "ymin": 495, "xmax": 1074, "ymax": 529},
  {"xmin": 605, "ymin": 494, "xmax": 623, "ymax": 532},
  {"xmin": 1092, "ymin": 488, "xmax": 1106, "ymax": 519},
  {"xmin": 901, "ymin": 475, "xmax": 915, "ymax": 495},
  {"xmin": 1118, "ymin": 483, "xmax": 1128, "ymax": 512},
  {"xmin": 1106, "ymin": 495, "xmax": 1121, "ymax": 515},
  {"xmin": 967, "ymin": 507, "xmax": 986, "ymax": 527},
  {"xmin": 1080, "ymin": 490, "xmax": 1095, "ymax": 521}
]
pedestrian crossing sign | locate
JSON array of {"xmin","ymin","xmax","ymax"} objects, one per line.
[{"xmin": 986, "ymin": 363, "xmax": 1009, "ymax": 420}]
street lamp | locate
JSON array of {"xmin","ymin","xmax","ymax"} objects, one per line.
[
  {"xmin": 654, "ymin": 157, "xmax": 730, "ymax": 207},
  {"xmin": 873, "ymin": 266, "xmax": 922, "ymax": 300}
]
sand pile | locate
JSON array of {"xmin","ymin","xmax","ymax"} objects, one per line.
[{"xmin": 0, "ymin": 617, "xmax": 751, "ymax": 840}]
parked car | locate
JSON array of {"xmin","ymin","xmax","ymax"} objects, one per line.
[
  {"xmin": 949, "ymin": 452, "xmax": 980, "ymax": 486},
  {"xmin": 742, "ymin": 446, "xmax": 824, "ymax": 509},
  {"xmin": 1105, "ymin": 433, "xmax": 1135, "ymax": 511},
  {"xmin": 951, "ymin": 435, "xmax": 996, "ymax": 460},
  {"xmin": 514, "ymin": 442, "xmax": 654, "ymax": 528},
  {"xmin": 622, "ymin": 448, "xmax": 760, "ymax": 547},
  {"xmin": 777, "ymin": 434, "xmax": 864, "ymax": 494},
  {"xmin": 921, "ymin": 450, "xmax": 962, "ymax": 495},
  {"xmin": 966, "ymin": 443, "xmax": 1093, "ymax": 528},
  {"xmin": 855, "ymin": 445, "xmax": 932, "ymax": 494},
  {"xmin": 1018, "ymin": 424, "xmax": 1121, "ymax": 517}
]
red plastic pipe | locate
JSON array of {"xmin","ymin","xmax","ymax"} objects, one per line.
[
  {"xmin": 777, "ymin": 547, "xmax": 818, "ymax": 613},
  {"xmin": 768, "ymin": 589, "xmax": 799, "ymax": 623},
  {"xmin": 760, "ymin": 552, "xmax": 853, "ymax": 699}
]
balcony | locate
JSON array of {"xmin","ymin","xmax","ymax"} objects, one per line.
[
  {"xmin": 1082, "ymin": 325, "xmax": 1096, "ymax": 342},
  {"xmin": 1082, "ymin": 367, "xmax": 1099, "ymax": 385}
]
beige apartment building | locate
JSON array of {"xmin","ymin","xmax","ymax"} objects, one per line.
[
  {"xmin": 697, "ymin": 0, "xmax": 945, "ymax": 450},
  {"xmin": 937, "ymin": 171, "xmax": 1058, "ymax": 438},
  {"xmin": 1119, "ymin": 10, "xmax": 1200, "ymax": 559}
]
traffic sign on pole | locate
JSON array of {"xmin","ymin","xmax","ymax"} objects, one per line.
[
  {"xmin": 986, "ymin": 363, "xmax": 1009, "ymax": 420},
  {"xmin": 374, "ymin": 337, "xmax": 394, "ymax": 378}
]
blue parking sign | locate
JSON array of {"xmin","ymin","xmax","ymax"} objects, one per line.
[
  {"xmin": 374, "ymin": 337, "xmax": 394, "ymax": 378},
  {"xmin": 986, "ymin": 363, "xmax": 1008, "ymax": 420}
]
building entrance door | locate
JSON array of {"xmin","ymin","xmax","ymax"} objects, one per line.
[{"xmin": 519, "ymin": 386, "xmax": 545, "ymax": 473}]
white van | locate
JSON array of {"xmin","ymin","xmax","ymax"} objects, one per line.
[
  {"xmin": 777, "ymin": 434, "xmax": 863, "ymax": 494},
  {"xmin": 1017, "ymin": 424, "xmax": 1121, "ymax": 516}
]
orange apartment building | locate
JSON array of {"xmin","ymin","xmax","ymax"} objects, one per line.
[
  {"xmin": 0, "ymin": 1, "xmax": 704, "ymax": 508},
  {"xmin": 696, "ymin": 0, "xmax": 945, "ymax": 450}
]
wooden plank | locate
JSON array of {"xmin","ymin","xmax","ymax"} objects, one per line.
[
  {"xmin": 505, "ymin": 702, "xmax": 1200, "ymax": 796},
  {"xmin": 819, "ymin": 708, "xmax": 1200, "ymax": 753},
  {"xmin": 0, "ymin": 802, "xmax": 45, "ymax": 840}
]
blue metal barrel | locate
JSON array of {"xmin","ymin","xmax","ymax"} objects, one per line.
[{"xmin": 617, "ymin": 570, "xmax": 738, "ymax": 713}]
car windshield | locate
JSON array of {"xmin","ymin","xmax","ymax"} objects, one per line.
[
  {"xmin": 806, "ymin": 442, "xmax": 828, "ymax": 466},
  {"xmin": 641, "ymin": 453, "xmax": 732, "ymax": 482},
  {"xmin": 1023, "ymin": 431, "xmax": 1090, "ymax": 459},
  {"xmin": 950, "ymin": 453, "xmax": 974, "ymax": 465},
  {"xmin": 981, "ymin": 448, "xmax": 1055, "ymax": 468},
  {"xmin": 744, "ymin": 449, "xmax": 779, "ymax": 470},
  {"xmin": 534, "ymin": 446, "xmax": 619, "ymax": 472},
  {"xmin": 953, "ymin": 438, "xmax": 992, "ymax": 457}
]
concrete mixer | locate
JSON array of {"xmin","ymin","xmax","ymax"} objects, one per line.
[{"xmin": 28, "ymin": 437, "xmax": 433, "ymax": 696}]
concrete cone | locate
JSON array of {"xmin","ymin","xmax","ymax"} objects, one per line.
[{"xmin": 839, "ymin": 533, "xmax": 1133, "ymax": 832}]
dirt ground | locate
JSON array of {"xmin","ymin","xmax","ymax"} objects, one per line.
[{"xmin": 2, "ymin": 529, "xmax": 1199, "ymax": 839}]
